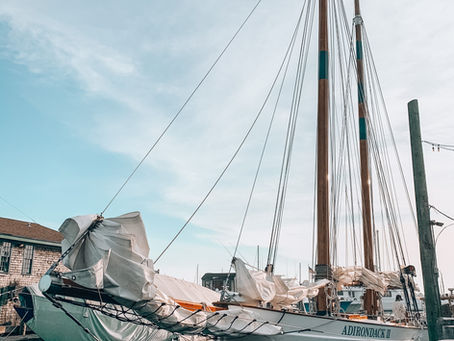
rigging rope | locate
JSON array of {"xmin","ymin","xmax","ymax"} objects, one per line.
[
  {"xmin": 333, "ymin": 4, "xmax": 410, "ymax": 269},
  {"xmin": 320, "ymin": 0, "xmax": 413, "ymax": 272},
  {"xmin": 230, "ymin": 0, "xmax": 307, "ymax": 270},
  {"xmin": 362, "ymin": 43, "xmax": 406, "ymax": 267},
  {"xmin": 220, "ymin": 2, "xmax": 309, "ymax": 295},
  {"xmin": 332, "ymin": 3, "xmax": 406, "ymax": 270},
  {"xmin": 362, "ymin": 25, "xmax": 409, "ymax": 266},
  {"xmin": 327, "ymin": 0, "xmax": 364, "ymax": 267},
  {"xmin": 100, "ymin": 0, "xmax": 263, "ymax": 216},
  {"xmin": 267, "ymin": 0, "xmax": 315, "ymax": 270},
  {"xmin": 329, "ymin": 0, "xmax": 356, "ymax": 266},
  {"xmin": 154, "ymin": 3, "xmax": 310, "ymax": 264}
]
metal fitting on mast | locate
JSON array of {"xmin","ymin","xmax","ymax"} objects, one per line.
[{"xmin": 353, "ymin": 15, "xmax": 363, "ymax": 25}]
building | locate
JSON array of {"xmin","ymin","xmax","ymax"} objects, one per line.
[
  {"xmin": 0, "ymin": 217, "xmax": 65, "ymax": 327},
  {"xmin": 201, "ymin": 273, "xmax": 236, "ymax": 292}
]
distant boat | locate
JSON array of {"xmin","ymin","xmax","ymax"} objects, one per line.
[{"xmin": 336, "ymin": 287, "xmax": 423, "ymax": 314}]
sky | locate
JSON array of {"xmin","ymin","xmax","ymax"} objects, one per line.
[{"xmin": 0, "ymin": 1, "xmax": 453, "ymax": 291}]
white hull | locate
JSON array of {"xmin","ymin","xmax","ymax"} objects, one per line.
[
  {"xmin": 15, "ymin": 286, "xmax": 175, "ymax": 341},
  {"xmin": 221, "ymin": 306, "xmax": 428, "ymax": 341}
]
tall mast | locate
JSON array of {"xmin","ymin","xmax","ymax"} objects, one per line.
[
  {"xmin": 315, "ymin": 0, "xmax": 331, "ymax": 313},
  {"xmin": 354, "ymin": 0, "xmax": 376, "ymax": 315}
]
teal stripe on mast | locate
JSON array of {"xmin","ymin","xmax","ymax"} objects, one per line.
[
  {"xmin": 359, "ymin": 117, "xmax": 367, "ymax": 140},
  {"xmin": 356, "ymin": 41, "xmax": 363, "ymax": 60},
  {"xmin": 319, "ymin": 51, "xmax": 328, "ymax": 79}
]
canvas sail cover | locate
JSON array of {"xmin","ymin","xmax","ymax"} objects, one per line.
[
  {"xmin": 60, "ymin": 212, "xmax": 156, "ymax": 302},
  {"xmin": 381, "ymin": 271, "xmax": 402, "ymax": 288},
  {"xmin": 58, "ymin": 213, "xmax": 281, "ymax": 336},
  {"xmin": 233, "ymin": 258, "xmax": 329, "ymax": 309},
  {"xmin": 333, "ymin": 266, "xmax": 402, "ymax": 295},
  {"xmin": 25, "ymin": 285, "xmax": 177, "ymax": 341}
]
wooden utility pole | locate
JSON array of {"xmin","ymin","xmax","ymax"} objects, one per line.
[
  {"xmin": 408, "ymin": 99, "xmax": 442, "ymax": 341},
  {"xmin": 354, "ymin": 0, "xmax": 377, "ymax": 316},
  {"xmin": 315, "ymin": 0, "xmax": 331, "ymax": 314}
]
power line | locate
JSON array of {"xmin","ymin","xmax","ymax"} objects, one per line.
[
  {"xmin": 422, "ymin": 140, "xmax": 454, "ymax": 152},
  {"xmin": 429, "ymin": 205, "xmax": 454, "ymax": 222},
  {"xmin": 0, "ymin": 194, "xmax": 37, "ymax": 223}
]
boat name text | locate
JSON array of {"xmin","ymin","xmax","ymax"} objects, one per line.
[{"xmin": 341, "ymin": 325, "xmax": 391, "ymax": 338}]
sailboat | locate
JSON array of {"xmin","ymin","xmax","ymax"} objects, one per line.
[{"xmin": 15, "ymin": 0, "xmax": 430, "ymax": 340}]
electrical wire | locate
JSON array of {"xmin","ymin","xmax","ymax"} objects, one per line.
[
  {"xmin": 422, "ymin": 140, "xmax": 454, "ymax": 152},
  {"xmin": 435, "ymin": 222, "xmax": 454, "ymax": 247},
  {"xmin": 0, "ymin": 194, "xmax": 37, "ymax": 224},
  {"xmin": 430, "ymin": 205, "xmax": 454, "ymax": 221}
]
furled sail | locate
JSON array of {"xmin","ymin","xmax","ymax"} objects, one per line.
[
  {"xmin": 233, "ymin": 258, "xmax": 329, "ymax": 309},
  {"xmin": 233, "ymin": 258, "xmax": 276, "ymax": 304},
  {"xmin": 333, "ymin": 266, "xmax": 402, "ymax": 295}
]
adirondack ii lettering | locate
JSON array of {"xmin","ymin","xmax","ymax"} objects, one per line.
[{"xmin": 341, "ymin": 325, "xmax": 392, "ymax": 338}]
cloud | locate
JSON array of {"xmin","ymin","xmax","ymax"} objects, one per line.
[{"xmin": 1, "ymin": 0, "xmax": 454, "ymax": 287}]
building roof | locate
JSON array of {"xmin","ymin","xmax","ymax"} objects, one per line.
[
  {"xmin": 0, "ymin": 217, "xmax": 63, "ymax": 246},
  {"xmin": 201, "ymin": 272, "xmax": 236, "ymax": 280}
]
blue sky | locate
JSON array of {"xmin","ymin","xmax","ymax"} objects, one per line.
[{"xmin": 1, "ymin": 0, "xmax": 454, "ymax": 288}]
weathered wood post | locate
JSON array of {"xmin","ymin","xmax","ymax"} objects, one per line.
[{"xmin": 408, "ymin": 99, "xmax": 442, "ymax": 341}]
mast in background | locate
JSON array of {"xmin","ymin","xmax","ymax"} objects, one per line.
[
  {"xmin": 315, "ymin": 0, "xmax": 331, "ymax": 314},
  {"xmin": 354, "ymin": 0, "xmax": 377, "ymax": 315},
  {"xmin": 408, "ymin": 99, "xmax": 442, "ymax": 341}
]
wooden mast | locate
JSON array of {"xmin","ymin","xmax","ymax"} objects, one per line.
[
  {"xmin": 354, "ymin": 0, "xmax": 377, "ymax": 315},
  {"xmin": 315, "ymin": 0, "xmax": 331, "ymax": 313}
]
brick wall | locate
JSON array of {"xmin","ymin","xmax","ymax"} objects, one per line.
[{"xmin": 0, "ymin": 241, "xmax": 65, "ymax": 326}]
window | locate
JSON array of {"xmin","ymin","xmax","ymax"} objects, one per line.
[
  {"xmin": 22, "ymin": 245, "xmax": 34, "ymax": 275},
  {"xmin": 0, "ymin": 242, "xmax": 12, "ymax": 272}
]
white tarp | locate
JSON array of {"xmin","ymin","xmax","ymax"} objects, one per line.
[
  {"xmin": 58, "ymin": 213, "xmax": 281, "ymax": 337},
  {"xmin": 60, "ymin": 212, "xmax": 156, "ymax": 302},
  {"xmin": 26, "ymin": 285, "xmax": 176, "ymax": 341},
  {"xmin": 154, "ymin": 274, "xmax": 220, "ymax": 305},
  {"xmin": 233, "ymin": 258, "xmax": 330, "ymax": 309}
]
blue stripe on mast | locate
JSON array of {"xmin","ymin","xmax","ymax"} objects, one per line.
[
  {"xmin": 359, "ymin": 117, "xmax": 367, "ymax": 140},
  {"xmin": 319, "ymin": 51, "xmax": 328, "ymax": 80}
]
